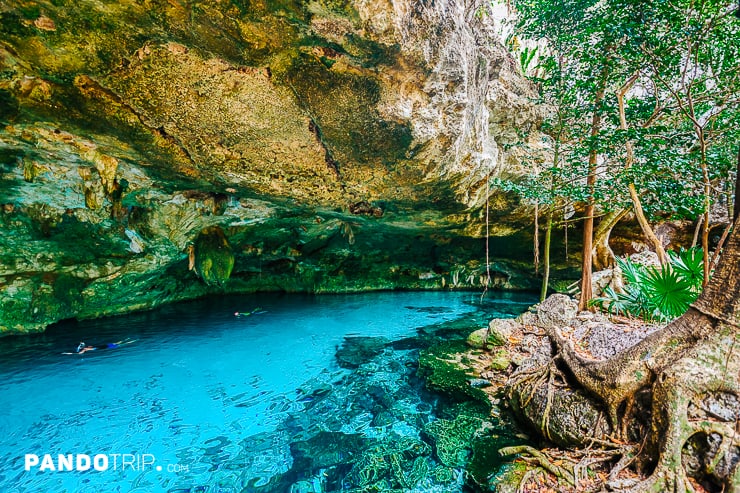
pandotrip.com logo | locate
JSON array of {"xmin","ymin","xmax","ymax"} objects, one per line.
[{"xmin": 24, "ymin": 453, "xmax": 189, "ymax": 473}]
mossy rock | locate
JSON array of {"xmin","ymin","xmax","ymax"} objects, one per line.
[
  {"xmin": 468, "ymin": 433, "xmax": 528, "ymax": 489},
  {"xmin": 194, "ymin": 225, "xmax": 234, "ymax": 286},
  {"xmin": 417, "ymin": 340, "xmax": 491, "ymax": 413},
  {"xmin": 489, "ymin": 349, "xmax": 511, "ymax": 371},
  {"xmin": 490, "ymin": 461, "xmax": 530, "ymax": 493},
  {"xmin": 421, "ymin": 414, "xmax": 484, "ymax": 467},
  {"xmin": 52, "ymin": 272, "xmax": 86, "ymax": 310},
  {"xmin": 466, "ymin": 328, "xmax": 489, "ymax": 349},
  {"xmin": 487, "ymin": 318, "xmax": 519, "ymax": 346}
]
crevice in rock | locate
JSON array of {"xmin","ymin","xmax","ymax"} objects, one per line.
[
  {"xmin": 73, "ymin": 74, "xmax": 197, "ymax": 168},
  {"xmin": 308, "ymin": 117, "xmax": 342, "ymax": 180}
]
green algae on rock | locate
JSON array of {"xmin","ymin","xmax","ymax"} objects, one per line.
[
  {"xmin": 422, "ymin": 414, "xmax": 486, "ymax": 467},
  {"xmin": 345, "ymin": 435, "xmax": 433, "ymax": 490},
  {"xmin": 418, "ymin": 340, "xmax": 492, "ymax": 413},
  {"xmin": 193, "ymin": 225, "xmax": 235, "ymax": 286}
]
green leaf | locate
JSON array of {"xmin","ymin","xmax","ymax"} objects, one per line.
[
  {"xmin": 667, "ymin": 247, "xmax": 704, "ymax": 292},
  {"xmin": 641, "ymin": 264, "xmax": 697, "ymax": 321}
]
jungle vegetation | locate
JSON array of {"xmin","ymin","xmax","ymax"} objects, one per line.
[
  {"xmin": 497, "ymin": 0, "xmax": 740, "ymax": 490},
  {"xmin": 498, "ymin": 0, "xmax": 739, "ymax": 308}
]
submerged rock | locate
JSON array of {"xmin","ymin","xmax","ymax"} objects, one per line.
[
  {"xmin": 335, "ymin": 336, "xmax": 389, "ymax": 369},
  {"xmin": 422, "ymin": 414, "xmax": 485, "ymax": 467},
  {"xmin": 345, "ymin": 435, "xmax": 432, "ymax": 490},
  {"xmin": 490, "ymin": 461, "xmax": 530, "ymax": 493},
  {"xmin": 417, "ymin": 341, "xmax": 492, "ymax": 413},
  {"xmin": 290, "ymin": 431, "xmax": 370, "ymax": 472}
]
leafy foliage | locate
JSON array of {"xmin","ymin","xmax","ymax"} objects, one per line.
[
  {"xmin": 498, "ymin": 0, "xmax": 739, "ymax": 222},
  {"xmin": 497, "ymin": 0, "xmax": 738, "ymax": 307},
  {"xmin": 593, "ymin": 248, "xmax": 704, "ymax": 322}
]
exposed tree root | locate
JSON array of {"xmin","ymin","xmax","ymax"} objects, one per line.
[
  {"xmin": 523, "ymin": 315, "xmax": 740, "ymax": 492},
  {"xmin": 503, "ymin": 317, "xmax": 740, "ymax": 491},
  {"xmin": 619, "ymin": 324, "xmax": 740, "ymax": 492},
  {"xmin": 500, "ymin": 444, "xmax": 627, "ymax": 491},
  {"xmin": 500, "ymin": 445, "xmax": 577, "ymax": 486},
  {"xmin": 500, "ymin": 220, "xmax": 740, "ymax": 491},
  {"xmin": 543, "ymin": 307, "xmax": 716, "ymax": 436}
]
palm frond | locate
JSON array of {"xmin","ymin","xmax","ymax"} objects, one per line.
[
  {"xmin": 641, "ymin": 265, "xmax": 697, "ymax": 321},
  {"xmin": 596, "ymin": 249, "xmax": 703, "ymax": 323},
  {"xmin": 615, "ymin": 256, "xmax": 644, "ymax": 286},
  {"xmin": 667, "ymin": 247, "xmax": 704, "ymax": 292}
]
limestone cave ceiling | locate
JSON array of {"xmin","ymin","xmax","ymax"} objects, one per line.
[{"xmin": 0, "ymin": 0, "xmax": 544, "ymax": 333}]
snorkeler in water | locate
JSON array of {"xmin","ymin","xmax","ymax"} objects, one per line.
[
  {"xmin": 234, "ymin": 307, "xmax": 266, "ymax": 317},
  {"xmin": 67, "ymin": 338, "xmax": 136, "ymax": 354}
]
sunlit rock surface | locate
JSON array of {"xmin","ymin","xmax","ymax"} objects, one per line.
[{"xmin": 0, "ymin": 0, "xmax": 548, "ymax": 334}]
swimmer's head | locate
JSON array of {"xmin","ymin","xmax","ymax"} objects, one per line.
[{"xmin": 76, "ymin": 342, "xmax": 85, "ymax": 353}]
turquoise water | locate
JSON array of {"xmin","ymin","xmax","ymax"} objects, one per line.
[{"xmin": 0, "ymin": 291, "xmax": 535, "ymax": 493}]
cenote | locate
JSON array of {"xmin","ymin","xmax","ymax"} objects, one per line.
[{"xmin": 0, "ymin": 290, "xmax": 535, "ymax": 493}]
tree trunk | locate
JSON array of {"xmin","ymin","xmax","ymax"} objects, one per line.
[
  {"xmin": 579, "ymin": 205, "xmax": 595, "ymax": 311},
  {"xmin": 734, "ymin": 146, "xmax": 740, "ymax": 220},
  {"xmin": 540, "ymin": 210, "xmax": 553, "ymax": 302},
  {"xmin": 701, "ymin": 136, "xmax": 711, "ymax": 287},
  {"xmin": 691, "ymin": 215, "xmax": 704, "ymax": 248},
  {"xmin": 593, "ymin": 208, "xmax": 629, "ymax": 271},
  {"xmin": 510, "ymin": 214, "xmax": 740, "ymax": 490},
  {"xmin": 534, "ymin": 202, "xmax": 540, "ymax": 274},
  {"xmin": 616, "ymin": 76, "xmax": 668, "ymax": 265},
  {"xmin": 578, "ymin": 73, "xmax": 608, "ymax": 311}
]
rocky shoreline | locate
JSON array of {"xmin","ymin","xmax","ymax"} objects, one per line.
[{"xmin": 459, "ymin": 294, "xmax": 665, "ymax": 491}]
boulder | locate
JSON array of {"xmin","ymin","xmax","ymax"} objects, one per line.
[
  {"xmin": 466, "ymin": 328, "xmax": 489, "ymax": 349},
  {"xmin": 629, "ymin": 250, "xmax": 661, "ymax": 269},
  {"xmin": 487, "ymin": 318, "xmax": 519, "ymax": 346},
  {"xmin": 507, "ymin": 372, "xmax": 612, "ymax": 448},
  {"xmin": 535, "ymin": 294, "xmax": 578, "ymax": 329}
]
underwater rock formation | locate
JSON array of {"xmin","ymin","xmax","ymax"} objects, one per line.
[
  {"xmin": 229, "ymin": 310, "xmax": 530, "ymax": 492},
  {"xmin": 0, "ymin": 0, "xmax": 547, "ymax": 334}
]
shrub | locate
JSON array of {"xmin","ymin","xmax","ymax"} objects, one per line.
[{"xmin": 592, "ymin": 248, "xmax": 703, "ymax": 322}]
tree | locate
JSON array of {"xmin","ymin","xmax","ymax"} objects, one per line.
[
  {"xmin": 628, "ymin": 0, "xmax": 740, "ymax": 284},
  {"xmin": 500, "ymin": 0, "xmax": 740, "ymax": 489},
  {"xmin": 540, "ymin": 214, "xmax": 740, "ymax": 491},
  {"xmin": 496, "ymin": 0, "xmax": 628, "ymax": 305},
  {"xmin": 504, "ymin": 0, "xmax": 738, "ymax": 306}
]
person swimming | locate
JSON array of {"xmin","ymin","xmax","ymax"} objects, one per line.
[
  {"xmin": 234, "ymin": 307, "xmax": 266, "ymax": 317},
  {"xmin": 71, "ymin": 338, "xmax": 135, "ymax": 354}
]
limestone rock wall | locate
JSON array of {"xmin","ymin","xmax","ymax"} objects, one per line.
[{"xmin": 0, "ymin": 0, "xmax": 544, "ymax": 334}]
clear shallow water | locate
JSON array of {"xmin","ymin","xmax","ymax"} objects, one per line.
[{"xmin": 0, "ymin": 291, "xmax": 535, "ymax": 493}]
